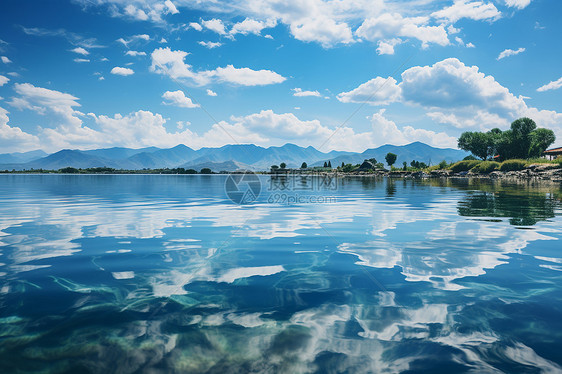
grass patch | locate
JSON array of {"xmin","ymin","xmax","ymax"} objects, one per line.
[
  {"xmin": 450, "ymin": 160, "xmax": 482, "ymax": 173},
  {"xmin": 470, "ymin": 161, "xmax": 500, "ymax": 173},
  {"xmin": 499, "ymin": 159, "xmax": 527, "ymax": 171}
]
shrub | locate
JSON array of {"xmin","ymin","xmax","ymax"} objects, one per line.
[
  {"xmin": 438, "ymin": 160, "xmax": 448, "ymax": 169},
  {"xmin": 470, "ymin": 161, "xmax": 500, "ymax": 173},
  {"xmin": 499, "ymin": 159, "xmax": 527, "ymax": 172},
  {"xmin": 450, "ymin": 160, "xmax": 482, "ymax": 173},
  {"xmin": 463, "ymin": 155, "xmax": 478, "ymax": 161}
]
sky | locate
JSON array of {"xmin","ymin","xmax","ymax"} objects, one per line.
[{"xmin": 0, "ymin": 0, "xmax": 561, "ymax": 153}]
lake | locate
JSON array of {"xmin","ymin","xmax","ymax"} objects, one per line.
[{"xmin": 1, "ymin": 174, "xmax": 562, "ymax": 373}]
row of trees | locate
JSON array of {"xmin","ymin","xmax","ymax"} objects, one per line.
[{"xmin": 458, "ymin": 118, "xmax": 555, "ymax": 161}]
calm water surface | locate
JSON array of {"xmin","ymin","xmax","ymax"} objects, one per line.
[{"xmin": 1, "ymin": 175, "xmax": 562, "ymax": 373}]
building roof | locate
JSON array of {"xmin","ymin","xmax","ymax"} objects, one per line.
[{"xmin": 544, "ymin": 147, "xmax": 562, "ymax": 154}]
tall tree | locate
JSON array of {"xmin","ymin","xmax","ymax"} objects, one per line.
[
  {"xmin": 301, "ymin": 162, "xmax": 307, "ymax": 169},
  {"xmin": 529, "ymin": 128, "xmax": 556, "ymax": 158},
  {"xmin": 385, "ymin": 152, "xmax": 397, "ymax": 167},
  {"xmin": 510, "ymin": 117, "xmax": 537, "ymax": 158},
  {"xmin": 280, "ymin": 162, "xmax": 287, "ymax": 169},
  {"xmin": 327, "ymin": 160, "xmax": 332, "ymax": 168}
]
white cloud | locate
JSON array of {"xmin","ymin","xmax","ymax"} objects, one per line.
[
  {"xmin": 497, "ymin": 47, "xmax": 525, "ymax": 60},
  {"xmin": 213, "ymin": 65, "xmax": 286, "ymax": 86},
  {"xmin": 337, "ymin": 77, "xmax": 402, "ymax": 105},
  {"xmin": 117, "ymin": 34, "xmax": 150, "ymax": 48},
  {"xmin": 356, "ymin": 13, "xmax": 449, "ymax": 48},
  {"xmin": 70, "ymin": 47, "xmax": 89, "ymax": 55},
  {"xmin": 124, "ymin": 4, "xmax": 149, "ymax": 20},
  {"xmin": 206, "ymin": 89, "xmax": 217, "ymax": 96},
  {"xmin": 0, "ymin": 107, "xmax": 40, "ymax": 152},
  {"xmin": 466, "ymin": 42, "xmax": 475, "ymax": 48},
  {"xmin": 150, "ymin": 47, "xmax": 211, "ymax": 85},
  {"xmin": 150, "ymin": 47, "xmax": 286, "ymax": 86},
  {"xmin": 370, "ymin": 109, "xmax": 458, "ymax": 148},
  {"xmin": 399, "ymin": 58, "xmax": 562, "ymax": 133},
  {"xmin": 336, "ymin": 58, "xmax": 562, "ymax": 140},
  {"xmin": 201, "ymin": 19, "xmax": 227, "ymax": 35},
  {"xmin": 160, "ymin": 38, "xmax": 168, "ymax": 43},
  {"xmin": 9, "ymin": 83, "xmax": 83, "ymax": 130},
  {"xmin": 0, "ymin": 75, "xmax": 9, "ymax": 86},
  {"xmin": 432, "ymin": 1, "xmax": 501, "ymax": 24},
  {"xmin": 198, "ymin": 41, "xmax": 222, "ymax": 49},
  {"xmin": 73, "ymin": 58, "xmax": 90, "ymax": 63},
  {"xmin": 164, "ymin": 0, "xmax": 179, "ymax": 14},
  {"xmin": 376, "ymin": 38, "xmax": 402, "ymax": 55},
  {"xmin": 290, "ymin": 16, "xmax": 354, "ymax": 47},
  {"xmin": 1, "ymin": 56, "xmax": 12, "ymax": 64},
  {"xmin": 537, "ymin": 77, "xmax": 562, "ymax": 92},
  {"xmin": 189, "ymin": 22, "xmax": 203, "ymax": 31},
  {"xmin": 230, "ymin": 18, "xmax": 277, "ymax": 36},
  {"xmin": 125, "ymin": 50, "xmax": 147, "ymax": 56},
  {"xmin": 162, "ymin": 90, "xmax": 200, "ymax": 108},
  {"xmin": 505, "ymin": 0, "xmax": 532, "ymax": 9},
  {"xmin": 292, "ymin": 88, "xmax": 322, "ymax": 97},
  {"xmin": 110, "ymin": 66, "xmax": 134, "ymax": 76}
]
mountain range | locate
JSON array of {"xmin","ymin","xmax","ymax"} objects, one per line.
[{"xmin": 0, "ymin": 142, "xmax": 469, "ymax": 172}]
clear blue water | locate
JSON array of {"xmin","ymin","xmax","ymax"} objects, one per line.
[{"xmin": 1, "ymin": 175, "xmax": 562, "ymax": 373}]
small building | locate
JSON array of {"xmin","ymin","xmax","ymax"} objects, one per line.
[{"xmin": 543, "ymin": 147, "xmax": 562, "ymax": 160}]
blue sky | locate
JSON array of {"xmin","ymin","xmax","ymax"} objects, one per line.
[{"xmin": 0, "ymin": 0, "xmax": 561, "ymax": 153}]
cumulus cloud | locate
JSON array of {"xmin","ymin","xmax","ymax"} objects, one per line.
[
  {"xmin": 0, "ymin": 106, "xmax": 40, "ymax": 152},
  {"xmin": 1, "ymin": 56, "xmax": 12, "ymax": 64},
  {"xmin": 201, "ymin": 19, "xmax": 227, "ymax": 35},
  {"xmin": 113, "ymin": 1, "xmax": 179, "ymax": 22},
  {"xmin": 431, "ymin": 0, "xmax": 501, "ymax": 24},
  {"xmin": 230, "ymin": 18, "xmax": 277, "ymax": 36},
  {"xmin": 399, "ymin": 58, "xmax": 562, "ymax": 133},
  {"xmin": 162, "ymin": 90, "xmax": 200, "ymax": 108},
  {"xmin": 8, "ymin": 83, "xmax": 84, "ymax": 133},
  {"xmin": 189, "ymin": 22, "xmax": 203, "ymax": 31},
  {"xmin": 292, "ymin": 88, "xmax": 322, "ymax": 97},
  {"xmin": 111, "ymin": 66, "xmax": 134, "ymax": 76},
  {"xmin": 207, "ymin": 89, "xmax": 217, "ymax": 96},
  {"xmin": 214, "ymin": 65, "xmax": 286, "ymax": 86},
  {"xmin": 150, "ymin": 47, "xmax": 286, "ymax": 86},
  {"xmin": 356, "ymin": 13, "xmax": 449, "ymax": 48},
  {"xmin": 0, "ymin": 75, "xmax": 9, "ymax": 86},
  {"xmin": 497, "ymin": 47, "xmax": 525, "ymax": 60},
  {"xmin": 337, "ymin": 77, "xmax": 402, "ymax": 105},
  {"xmin": 376, "ymin": 38, "xmax": 402, "ymax": 55},
  {"xmin": 537, "ymin": 77, "xmax": 562, "ymax": 92},
  {"xmin": 198, "ymin": 41, "xmax": 222, "ymax": 49},
  {"xmin": 290, "ymin": 16, "xmax": 354, "ymax": 47},
  {"xmin": 369, "ymin": 109, "xmax": 458, "ymax": 148},
  {"xmin": 336, "ymin": 58, "xmax": 562, "ymax": 141}
]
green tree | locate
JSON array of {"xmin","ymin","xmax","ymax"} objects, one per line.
[
  {"xmin": 529, "ymin": 128, "xmax": 556, "ymax": 158},
  {"xmin": 301, "ymin": 162, "xmax": 308, "ymax": 169},
  {"xmin": 327, "ymin": 160, "xmax": 332, "ymax": 168},
  {"xmin": 385, "ymin": 152, "xmax": 397, "ymax": 167},
  {"xmin": 200, "ymin": 168, "xmax": 212, "ymax": 174},
  {"xmin": 323, "ymin": 161, "xmax": 327, "ymax": 167},
  {"xmin": 280, "ymin": 162, "xmax": 287, "ymax": 169},
  {"xmin": 510, "ymin": 117, "xmax": 537, "ymax": 158},
  {"xmin": 341, "ymin": 162, "xmax": 345, "ymax": 168},
  {"xmin": 271, "ymin": 165, "xmax": 279, "ymax": 170},
  {"xmin": 458, "ymin": 131, "xmax": 493, "ymax": 160},
  {"xmin": 402, "ymin": 161, "xmax": 407, "ymax": 171}
]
